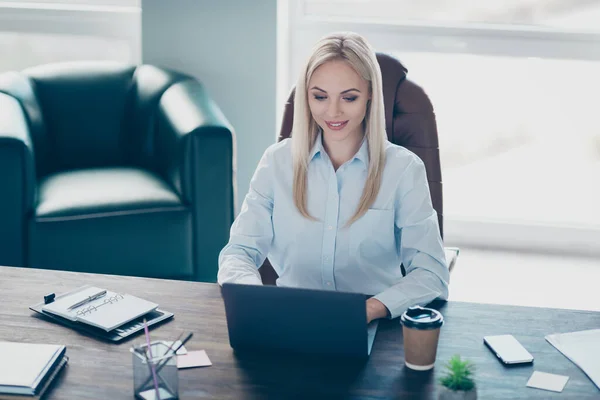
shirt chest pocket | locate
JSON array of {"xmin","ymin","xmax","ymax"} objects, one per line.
[{"xmin": 349, "ymin": 208, "xmax": 396, "ymax": 261}]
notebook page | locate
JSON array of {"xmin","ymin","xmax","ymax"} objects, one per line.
[
  {"xmin": 0, "ymin": 342, "xmax": 62, "ymax": 388},
  {"xmin": 75, "ymin": 293, "xmax": 158, "ymax": 331}
]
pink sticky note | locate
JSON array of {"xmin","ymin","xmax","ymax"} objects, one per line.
[{"xmin": 177, "ymin": 350, "xmax": 212, "ymax": 369}]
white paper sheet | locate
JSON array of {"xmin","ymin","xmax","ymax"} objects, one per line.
[
  {"xmin": 545, "ymin": 329, "xmax": 600, "ymax": 390},
  {"xmin": 526, "ymin": 371, "xmax": 569, "ymax": 392}
]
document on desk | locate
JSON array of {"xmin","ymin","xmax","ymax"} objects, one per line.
[
  {"xmin": 42, "ymin": 286, "xmax": 158, "ymax": 332},
  {"xmin": 545, "ymin": 329, "xmax": 600, "ymax": 390}
]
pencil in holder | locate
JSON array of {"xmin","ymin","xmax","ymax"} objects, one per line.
[{"xmin": 131, "ymin": 341, "xmax": 178, "ymax": 400}]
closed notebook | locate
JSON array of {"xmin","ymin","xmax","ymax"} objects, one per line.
[
  {"xmin": 42, "ymin": 286, "xmax": 158, "ymax": 332},
  {"xmin": 0, "ymin": 342, "xmax": 66, "ymax": 398}
]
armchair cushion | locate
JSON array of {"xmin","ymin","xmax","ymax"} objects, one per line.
[
  {"xmin": 30, "ymin": 167, "xmax": 192, "ymax": 278},
  {"xmin": 36, "ymin": 167, "xmax": 182, "ymax": 219}
]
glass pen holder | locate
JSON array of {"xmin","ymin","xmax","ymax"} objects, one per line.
[{"xmin": 131, "ymin": 341, "xmax": 179, "ymax": 400}]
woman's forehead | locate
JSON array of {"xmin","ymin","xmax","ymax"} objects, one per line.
[{"xmin": 309, "ymin": 60, "xmax": 367, "ymax": 91}]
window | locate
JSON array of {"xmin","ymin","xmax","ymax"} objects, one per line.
[
  {"xmin": 0, "ymin": 0, "xmax": 141, "ymax": 73},
  {"xmin": 391, "ymin": 51, "xmax": 600, "ymax": 228},
  {"xmin": 285, "ymin": 0, "xmax": 600, "ymax": 254},
  {"xmin": 301, "ymin": 0, "xmax": 600, "ymax": 32}
]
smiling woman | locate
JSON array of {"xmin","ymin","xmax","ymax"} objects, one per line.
[{"xmin": 218, "ymin": 32, "xmax": 450, "ymax": 324}]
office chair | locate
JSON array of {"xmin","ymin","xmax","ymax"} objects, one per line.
[
  {"xmin": 259, "ymin": 53, "xmax": 459, "ymax": 285},
  {"xmin": 0, "ymin": 61, "xmax": 235, "ymax": 282}
]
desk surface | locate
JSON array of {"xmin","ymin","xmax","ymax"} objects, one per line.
[{"xmin": 0, "ymin": 266, "xmax": 598, "ymax": 399}]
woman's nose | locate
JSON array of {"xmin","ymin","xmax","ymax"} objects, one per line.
[{"xmin": 327, "ymin": 101, "xmax": 342, "ymax": 118}]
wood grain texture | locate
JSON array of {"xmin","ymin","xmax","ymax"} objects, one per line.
[{"xmin": 1, "ymin": 266, "xmax": 599, "ymax": 399}]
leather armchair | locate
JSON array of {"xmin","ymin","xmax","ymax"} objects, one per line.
[
  {"xmin": 260, "ymin": 53, "xmax": 458, "ymax": 285},
  {"xmin": 0, "ymin": 61, "xmax": 235, "ymax": 282}
]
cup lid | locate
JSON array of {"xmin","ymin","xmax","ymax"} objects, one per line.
[{"xmin": 400, "ymin": 306, "xmax": 444, "ymax": 330}]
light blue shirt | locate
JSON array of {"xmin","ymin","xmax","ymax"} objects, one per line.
[{"xmin": 218, "ymin": 134, "xmax": 449, "ymax": 318}]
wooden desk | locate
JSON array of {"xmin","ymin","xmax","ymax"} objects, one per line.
[{"xmin": 1, "ymin": 266, "xmax": 598, "ymax": 399}]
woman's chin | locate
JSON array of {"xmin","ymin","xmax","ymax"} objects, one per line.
[{"xmin": 323, "ymin": 127, "xmax": 358, "ymax": 142}]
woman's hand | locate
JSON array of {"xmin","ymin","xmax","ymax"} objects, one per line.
[{"xmin": 366, "ymin": 297, "xmax": 389, "ymax": 323}]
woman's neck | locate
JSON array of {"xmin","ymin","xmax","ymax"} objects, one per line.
[{"xmin": 322, "ymin": 132, "xmax": 364, "ymax": 171}]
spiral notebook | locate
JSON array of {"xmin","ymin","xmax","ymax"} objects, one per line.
[{"xmin": 41, "ymin": 286, "xmax": 158, "ymax": 332}]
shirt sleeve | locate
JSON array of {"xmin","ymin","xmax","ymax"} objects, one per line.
[
  {"xmin": 217, "ymin": 147, "xmax": 275, "ymax": 286},
  {"xmin": 373, "ymin": 155, "xmax": 450, "ymax": 319}
]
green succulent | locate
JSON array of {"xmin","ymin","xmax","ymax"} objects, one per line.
[{"xmin": 439, "ymin": 355, "xmax": 476, "ymax": 391}]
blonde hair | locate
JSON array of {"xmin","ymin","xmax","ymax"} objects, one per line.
[{"xmin": 291, "ymin": 31, "xmax": 387, "ymax": 226}]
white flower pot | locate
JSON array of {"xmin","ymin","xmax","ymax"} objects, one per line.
[{"xmin": 438, "ymin": 385, "xmax": 477, "ymax": 400}]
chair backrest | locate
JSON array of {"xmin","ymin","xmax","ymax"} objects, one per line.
[
  {"xmin": 0, "ymin": 62, "xmax": 189, "ymax": 178},
  {"xmin": 277, "ymin": 53, "xmax": 444, "ymax": 237}
]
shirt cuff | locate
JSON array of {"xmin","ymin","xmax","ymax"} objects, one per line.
[{"xmin": 373, "ymin": 290, "xmax": 410, "ymax": 320}]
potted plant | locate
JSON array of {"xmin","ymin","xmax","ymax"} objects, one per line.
[{"xmin": 438, "ymin": 355, "xmax": 477, "ymax": 400}]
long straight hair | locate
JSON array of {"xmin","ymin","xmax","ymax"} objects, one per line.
[{"xmin": 291, "ymin": 32, "xmax": 387, "ymax": 226}]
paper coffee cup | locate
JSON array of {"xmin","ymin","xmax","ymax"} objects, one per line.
[{"xmin": 400, "ymin": 306, "xmax": 444, "ymax": 371}]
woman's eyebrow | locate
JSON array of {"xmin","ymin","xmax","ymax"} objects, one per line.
[{"xmin": 310, "ymin": 86, "xmax": 361, "ymax": 94}]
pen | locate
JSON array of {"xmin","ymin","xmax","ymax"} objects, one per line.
[
  {"xmin": 139, "ymin": 332, "xmax": 193, "ymax": 390},
  {"xmin": 67, "ymin": 290, "xmax": 107, "ymax": 310}
]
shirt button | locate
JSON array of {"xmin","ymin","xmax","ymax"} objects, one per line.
[
  {"xmin": 326, "ymin": 282, "xmax": 332, "ymax": 286},
  {"xmin": 323, "ymin": 256, "xmax": 329, "ymax": 261},
  {"xmin": 327, "ymin": 225, "xmax": 333, "ymax": 230}
]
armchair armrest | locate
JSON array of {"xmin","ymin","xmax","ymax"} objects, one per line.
[
  {"xmin": 155, "ymin": 79, "xmax": 235, "ymax": 282},
  {"xmin": 0, "ymin": 93, "xmax": 36, "ymax": 267}
]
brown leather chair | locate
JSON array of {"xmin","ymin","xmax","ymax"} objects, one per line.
[{"xmin": 260, "ymin": 53, "xmax": 458, "ymax": 285}]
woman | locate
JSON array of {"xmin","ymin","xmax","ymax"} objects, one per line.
[{"xmin": 218, "ymin": 32, "xmax": 449, "ymax": 323}]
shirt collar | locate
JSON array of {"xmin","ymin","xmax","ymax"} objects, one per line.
[
  {"xmin": 353, "ymin": 135, "xmax": 369, "ymax": 170},
  {"xmin": 309, "ymin": 132, "xmax": 325, "ymax": 161}
]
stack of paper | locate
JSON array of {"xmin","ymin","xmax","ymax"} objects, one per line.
[{"xmin": 545, "ymin": 329, "xmax": 600, "ymax": 390}]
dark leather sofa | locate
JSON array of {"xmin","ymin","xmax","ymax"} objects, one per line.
[{"xmin": 0, "ymin": 61, "xmax": 235, "ymax": 282}]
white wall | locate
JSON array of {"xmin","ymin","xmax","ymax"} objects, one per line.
[{"xmin": 141, "ymin": 0, "xmax": 278, "ymax": 213}]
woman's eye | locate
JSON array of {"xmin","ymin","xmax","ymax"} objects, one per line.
[
  {"xmin": 344, "ymin": 96, "xmax": 357, "ymax": 102},
  {"xmin": 313, "ymin": 95, "xmax": 327, "ymax": 101}
]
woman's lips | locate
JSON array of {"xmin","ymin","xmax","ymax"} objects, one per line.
[{"xmin": 325, "ymin": 120, "xmax": 349, "ymax": 131}]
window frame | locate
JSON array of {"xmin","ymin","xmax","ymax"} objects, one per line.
[{"xmin": 0, "ymin": 1, "xmax": 141, "ymax": 63}]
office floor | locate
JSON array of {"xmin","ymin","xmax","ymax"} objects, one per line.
[{"xmin": 448, "ymin": 247, "xmax": 600, "ymax": 312}]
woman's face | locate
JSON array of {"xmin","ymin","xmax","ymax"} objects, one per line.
[{"xmin": 307, "ymin": 59, "xmax": 370, "ymax": 146}]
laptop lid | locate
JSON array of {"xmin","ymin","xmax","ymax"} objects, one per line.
[{"xmin": 221, "ymin": 283, "xmax": 378, "ymax": 358}]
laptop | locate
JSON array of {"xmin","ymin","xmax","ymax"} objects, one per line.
[{"xmin": 221, "ymin": 283, "xmax": 379, "ymax": 358}]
